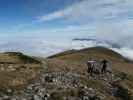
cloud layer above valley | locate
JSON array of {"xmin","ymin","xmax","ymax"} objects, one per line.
[
  {"xmin": 1, "ymin": 0, "xmax": 133, "ymax": 59},
  {"xmin": 36, "ymin": 0, "xmax": 133, "ymax": 59},
  {"xmin": 38, "ymin": 0, "xmax": 133, "ymax": 47}
]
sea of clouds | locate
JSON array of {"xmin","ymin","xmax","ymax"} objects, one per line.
[
  {"xmin": 0, "ymin": 34, "xmax": 133, "ymax": 60},
  {"xmin": 1, "ymin": 0, "xmax": 133, "ymax": 59}
]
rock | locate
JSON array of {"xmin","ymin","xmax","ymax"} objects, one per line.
[
  {"xmin": 79, "ymin": 87, "xmax": 98, "ymax": 100},
  {"xmin": 21, "ymin": 98, "xmax": 27, "ymax": 100},
  {"xmin": 0, "ymin": 69, "xmax": 123, "ymax": 100},
  {"xmin": 11, "ymin": 98, "xmax": 17, "ymax": 100},
  {"xmin": 8, "ymin": 65, "xmax": 16, "ymax": 71},
  {"xmin": 0, "ymin": 67, "xmax": 5, "ymax": 71},
  {"xmin": 6, "ymin": 89, "xmax": 13, "ymax": 95},
  {"xmin": 33, "ymin": 95, "xmax": 42, "ymax": 100},
  {"xmin": 45, "ymin": 75, "xmax": 53, "ymax": 83},
  {"xmin": 37, "ymin": 88, "xmax": 46, "ymax": 97},
  {"xmin": 2, "ymin": 95, "xmax": 10, "ymax": 100},
  {"xmin": 42, "ymin": 94, "xmax": 50, "ymax": 100}
]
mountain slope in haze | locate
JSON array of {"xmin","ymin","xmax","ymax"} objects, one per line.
[{"xmin": 72, "ymin": 38, "xmax": 121, "ymax": 49}]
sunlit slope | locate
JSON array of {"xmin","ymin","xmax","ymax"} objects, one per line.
[
  {"xmin": 48, "ymin": 46, "xmax": 133, "ymax": 76},
  {"xmin": 0, "ymin": 52, "xmax": 40, "ymax": 64}
]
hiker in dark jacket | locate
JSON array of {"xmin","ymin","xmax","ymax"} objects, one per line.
[
  {"xmin": 101, "ymin": 59, "xmax": 108, "ymax": 73},
  {"xmin": 87, "ymin": 60, "xmax": 96, "ymax": 76}
]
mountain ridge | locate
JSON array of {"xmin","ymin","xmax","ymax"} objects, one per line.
[
  {"xmin": 48, "ymin": 46, "xmax": 132, "ymax": 63},
  {"xmin": 0, "ymin": 48, "xmax": 132, "ymax": 100}
]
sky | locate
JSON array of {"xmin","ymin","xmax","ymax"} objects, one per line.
[{"xmin": 1, "ymin": 0, "xmax": 133, "ymax": 58}]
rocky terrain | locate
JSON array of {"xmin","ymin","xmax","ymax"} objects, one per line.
[{"xmin": 0, "ymin": 47, "xmax": 132, "ymax": 100}]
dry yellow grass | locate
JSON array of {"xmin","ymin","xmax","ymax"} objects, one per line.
[
  {"xmin": 48, "ymin": 47, "xmax": 133, "ymax": 76},
  {"xmin": 0, "ymin": 52, "xmax": 42, "ymax": 91}
]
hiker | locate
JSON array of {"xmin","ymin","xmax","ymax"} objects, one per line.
[
  {"xmin": 101, "ymin": 59, "xmax": 108, "ymax": 73},
  {"xmin": 87, "ymin": 60, "xmax": 96, "ymax": 76}
]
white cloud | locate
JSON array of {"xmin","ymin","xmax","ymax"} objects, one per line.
[
  {"xmin": 38, "ymin": 0, "xmax": 133, "ymax": 23},
  {"xmin": 113, "ymin": 47, "xmax": 133, "ymax": 60},
  {"xmin": 5, "ymin": 0, "xmax": 133, "ymax": 59},
  {"xmin": 37, "ymin": 3, "xmax": 74, "ymax": 22},
  {"xmin": 94, "ymin": 19, "xmax": 133, "ymax": 47},
  {"xmin": 37, "ymin": 0, "xmax": 133, "ymax": 49},
  {"xmin": 38, "ymin": 11, "xmax": 65, "ymax": 21}
]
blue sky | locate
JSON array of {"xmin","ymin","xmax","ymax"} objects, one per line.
[
  {"xmin": 1, "ymin": 0, "xmax": 133, "ymax": 58},
  {"xmin": 0, "ymin": 0, "xmax": 81, "ymax": 34},
  {"xmin": 0, "ymin": 0, "xmax": 132, "ymax": 36}
]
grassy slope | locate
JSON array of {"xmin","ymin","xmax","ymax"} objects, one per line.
[
  {"xmin": 48, "ymin": 47, "xmax": 125, "ymax": 61},
  {"xmin": 0, "ymin": 52, "xmax": 42, "ymax": 91},
  {"xmin": 0, "ymin": 48, "xmax": 132, "ymax": 99},
  {"xmin": 48, "ymin": 47, "xmax": 133, "ymax": 76},
  {"xmin": 0, "ymin": 52, "xmax": 41, "ymax": 64}
]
